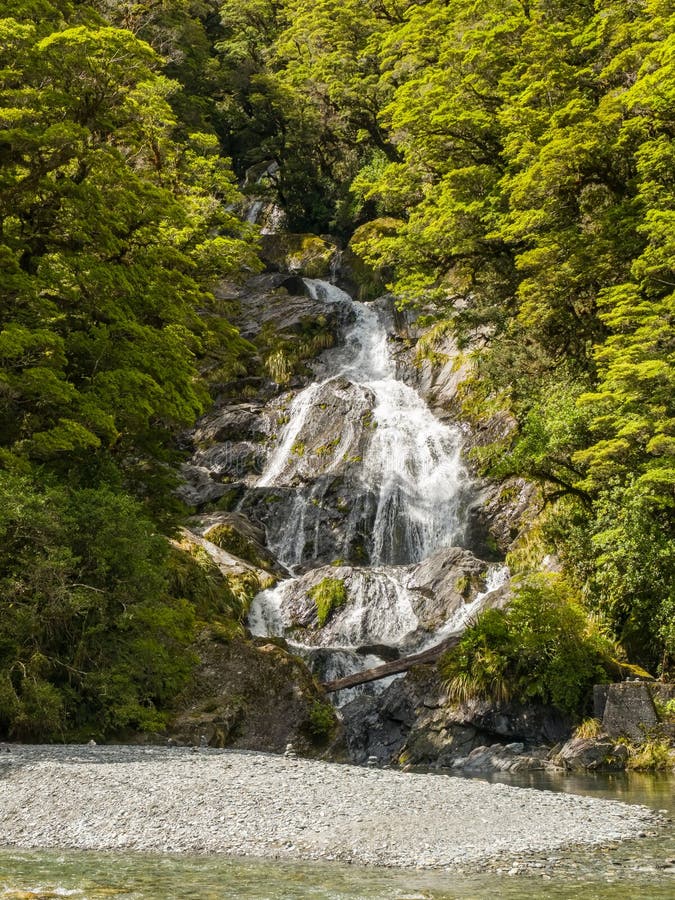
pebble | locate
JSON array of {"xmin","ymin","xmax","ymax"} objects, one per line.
[{"xmin": 0, "ymin": 745, "xmax": 662, "ymax": 871}]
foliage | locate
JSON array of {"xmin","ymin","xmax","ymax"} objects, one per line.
[
  {"xmin": 308, "ymin": 578, "xmax": 348, "ymax": 628},
  {"xmin": 0, "ymin": 471, "xmax": 197, "ymax": 740},
  {"xmin": 440, "ymin": 575, "xmax": 614, "ymax": 716},
  {"xmin": 0, "ymin": 2, "xmax": 261, "ymax": 740},
  {"xmin": 306, "ymin": 700, "xmax": 337, "ymax": 742},
  {"xmin": 627, "ymin": 738, "xmax": 674, "ymax": 772},
  {"xmin": 574, "ymin": 718, "xmax": 604, "ymax": 740}
]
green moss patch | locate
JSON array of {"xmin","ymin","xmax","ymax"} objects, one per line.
[{"xmin": 308, "ymin": 577, "xmax": 348, "ymax": 627}]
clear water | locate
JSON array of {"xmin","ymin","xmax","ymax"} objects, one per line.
[{"xmin": 1, "ymin": 771, "xmax": 673, "ymax": 899}]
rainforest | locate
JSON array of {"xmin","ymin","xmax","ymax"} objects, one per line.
[{"xmin": 0, "ymin": 0, "xmax": 673, "ymax": 750}]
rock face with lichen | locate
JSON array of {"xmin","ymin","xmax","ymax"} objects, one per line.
[{"xmin": 168, "ymin": 633, "xmax": 342, "ymax": 755}]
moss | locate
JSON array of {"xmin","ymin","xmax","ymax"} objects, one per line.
[
  {"xmin": 209, "ymin": 620, "xmax": 245, "ymax": 644},
  {"xmin": 316, "ymin": 438, "xmax": 340, "ymax": 457},
  {"xmin": 654, "ymin": 697, "xmax": 675, "ymax": 722},
  {"xmin": 204, "ymin": 523, "xmax": 273, "ymax": 572},
  {"xmin": 261, "ymin": 233, "xmax": 337, "ymax": 278},
  {"xmin": 346, "ymin": 218, "xmax": 402, "ymax": 300},
  {"xmin": 605, "ymin": 659, "xmax": 654, "ymax": 681},
  {"xmin": 168, "ymin": 541, "xmax": 245, "ymax": 623},
  {"xmin": 207, "ymin": 488, "xmax": 242, "ymax": 512},
  {"xmin": 292, "ymin": 441, "xmax": 306, "ymax": 457},
  {"xmin": 455, "ymin": 575, "xmax": 471, "ymax": 597},
  {"xmin": 308, "ymin": 577, "xmax": 348, "ymax": 627},
  {"xmin": 168, "ymin": 539, "xmax": 272, "ymax": 623}
]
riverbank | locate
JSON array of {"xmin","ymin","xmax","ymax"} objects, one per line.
[{"xmin": 0, "ymin": 746, "xmax": 663, "ymax": 871}]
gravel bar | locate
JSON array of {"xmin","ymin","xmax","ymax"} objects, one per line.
[{"xmin": 0, "ymin": 745, "xmax": 662, "ymax": 870}]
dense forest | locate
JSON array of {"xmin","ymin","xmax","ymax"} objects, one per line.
[{"xmin": 0, "ymin": 0, "xmax": 672, "ymax": 740}]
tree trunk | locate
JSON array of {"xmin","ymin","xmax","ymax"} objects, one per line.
[{"xmin": 321, "ymin": 633, "xmax": 461, "ymax": 693}]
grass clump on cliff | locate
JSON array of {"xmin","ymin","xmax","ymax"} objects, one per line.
[
  {"xmin": 439, "ymin": 574, "xmax": 614, "ymax": 717},
  {"xmin": 309, "ymin": 578, "xmax": 348, "ymax": 627}
]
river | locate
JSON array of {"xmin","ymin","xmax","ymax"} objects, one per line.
[{"xmin": 1, "ymin": 770, "xmax": 672, "ymax": 899}]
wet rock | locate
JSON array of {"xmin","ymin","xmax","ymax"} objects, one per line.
[
  {"xmin": 217, "ymin": 272, "xmax": 352, "ymax": 342},
  {"xmin": 176, "ymin": 527, "xmax": 274, "ymax": 589},
  {"xmin": 176, "ymin": 464, "xmax": 229, "ymax": 506},
  {"xmin": 407, "ymin": 546, "xmax": 507, "ymax": 629},
  {"xmin": 341, "ymin": 688, "xmax": 414, "ymax": 765},
  {"xmin": 452, "ymin": 743, "xmax": 548, "ymax": 774},
  {"xmin": 191, "ymin": 440, "xmax": 266, "ymax": 479},
  {"xmin": 192, "ymin": 403, "xmax": 266, "ymax": 446},
  {"xmin": 451, "ymin": 698, "xmax": 572, "ymax": 745},
  {"xmin": 250, "ymin": 552, "xmax": 508, "ymax": 658}
]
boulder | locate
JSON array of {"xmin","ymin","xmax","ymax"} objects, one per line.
[
  {"xmin": 192, "ymin": 403, "xmax": 266, "ymax": 446},
  {"xmin": 338, "ymin": 218, "xmax": 400, "ymax": 300},
  {"xmin": 169, "ymin": 632, "xmax": 343, "ymax": 755},
  {"xmin": 216, "ymin": 272, "xmax": 352, "ymax": 340},
  {"xmin": 596, "ymin": 682, "xmax": 659, "ymax": 742},
  {"xmin": 188, "ymin": 511, "xmax": 281, "ymax": 574},
  {"xmin": 554, "ymin": 737, "xmax": 629, "ymax": 772},
  {"xmin": 452, "ymin": 743, "xmax": 548, "ymax": 774},
  {"xmin": 450, "ymin": 698, "xmax": 572, "ymax": 745}
]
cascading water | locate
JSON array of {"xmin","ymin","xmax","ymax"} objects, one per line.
[{"xmin": 246, "ymin": 279, "xmax": 506, "ymax": 702}]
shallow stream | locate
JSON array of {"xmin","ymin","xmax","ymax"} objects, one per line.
[{"xmin": 1, "ymin": 770, "xmax": 673, "ymax": 899}]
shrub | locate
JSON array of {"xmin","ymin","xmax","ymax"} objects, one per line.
[
  {"xmin": 440, "ymin": 574, "xmax": 614, "ymax": 717},
  {"xmin": 627, "ymin": 738, "xmax": 674, "ymax": 772},
  {"xmin": 574, "ymin": 717, "xmax": 604, "ymax": 739},
  {"xmin": 307, "ymin": 700, "xmax": 337, "ymax": 742}
]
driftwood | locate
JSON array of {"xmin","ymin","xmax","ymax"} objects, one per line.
[{"xmin": 321, "ymin": 633, "xmax": 461, "ymax": 693}]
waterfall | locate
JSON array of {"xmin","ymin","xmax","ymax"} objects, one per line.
[
  {"xmin": 246, "ymin": 279, "xmax": 502, "ymax": 702},
  {"xmin": 252, "ymin": 280, "xmax": 469, "ymax": 568}
]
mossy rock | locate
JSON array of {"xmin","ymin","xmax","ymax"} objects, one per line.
[
  {"xmin": 203, "ymin": 522, "xmax": 276, "ymax": 573},
  {"xmin": 260, "ymin": 233, "xmax": 338, "ymax": 277},
  {"xmin": 169, "ymin": 632, "xmax": 345, "ymax": 756}
]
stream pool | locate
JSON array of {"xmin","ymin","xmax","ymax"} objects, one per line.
[{"xmin": 1, "ymin": 770, "xmax": 673, "ymax": 899}]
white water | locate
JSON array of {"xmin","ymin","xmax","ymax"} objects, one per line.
[
  {"xmin": 254, "ymin": 280, "xmax": 469, "ymax": 567},
  {"xmin": 247, "ymin": 279, "xmax": 501, "ymax": 698}
]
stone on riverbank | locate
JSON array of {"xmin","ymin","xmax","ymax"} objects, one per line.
[{"xmin": 0, "ymin": 746, "xmax": 661, "ymax": 869}]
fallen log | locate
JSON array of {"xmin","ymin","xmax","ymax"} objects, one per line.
[{"xmin": 321, "ymin": 632, "xmax": 461, "ymax": 693}]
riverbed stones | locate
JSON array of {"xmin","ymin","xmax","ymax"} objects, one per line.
[{"xmin": 0, "ymin": 746, "xmax": 661, "ymax": 869}]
